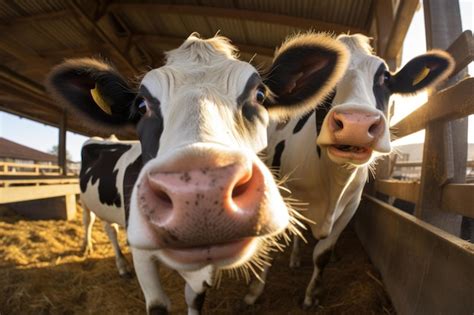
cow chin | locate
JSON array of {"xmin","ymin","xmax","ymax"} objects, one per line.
[
  {"xmin": 156, "ymin": 237, "xmax": 262, "ymax": 271},
  {"xmin": 326, "ymin": 145, "xmax": 374, "ymax": 166}
]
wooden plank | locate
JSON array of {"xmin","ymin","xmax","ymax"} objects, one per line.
[
  {"xmin": 391, "ymin": 77, "xmax": 474, "ymax": 138},
  {"xmin": 0, "ymin": 184, "xmax": 80, "ymax": 204},
  {"xmin": 354, "ymin": 195, "xmax": 474, "ymax": 315},
  {"xmin": 0, "ymin": 178, "xmax": 79, "ymax": 187},
  {"xmin": 108, "ymin": 3, "xmax": 366, "ymax": 35},
  {"xmin": 374, "ymin": 0, "xmax": 395, "ymax": 58},
  {"xmin": 384, "ymin": 0, "xmax": 419, "ymax": 60},
  {"xmin": 69, "ymin": 1, "xmax": 137, "ymax": 74},
  {"xmin": 416, "ymin": 0, "xmax": 468, "ymax": 236},
  {"xmin": 441, "ymin": 184, "xmax": 474, "ymax": 218},
  {"xmin": 376, "ymin": 179, "xmax": 420, "ymax": 203},
  {"xmin": 0, "ymin": 10, "xmax": 71, "ymax": 25},
  {"xmin": 446, "ymin": 30, "xmax": 474, "ymax": 78},
  {"xmin": 58, "ymin": 111, "xmax": 67, "ymax": 175},
  {"xmin": 395, "ymin": 160, "xmax": 474, "ymax": 168},
  {"xmin": 0, "ymin": 65, "xmax": 48, "ymax": 98}
]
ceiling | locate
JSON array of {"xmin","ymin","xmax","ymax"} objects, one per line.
[{"xmin": 0, "ymin": 0, "xmax": 417, "ymax": 139}]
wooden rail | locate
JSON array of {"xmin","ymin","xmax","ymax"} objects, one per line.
[
  {"xmin": 0, "ymin": 183, "xmax": 80, "ymax": 204},
  {"xmin": 376, "ymin": 29, "xmax": 474, "ymax": 222},
  {"xmin": 358, "ymin": 17, "xmax": 474, "ymax": 314},
  {"xmin": 0, "ymin": 161, "xmax": 77, "ymax": 176},
  {"xmin": 390, "ymin": 77, "xmax": 474, "ymax": 139},
  {"xmin": 0, "ymin": 175, "xmax": 79, "ymax": 219},
  {"xmin": 0, "ymin": 178, "xmax": 79, "ymax": 187},
  {"xmin": 394, "ymin": 160, "xmax": 474, "ymax": 168},
  {"xmin": 354, "ymin": 195, "xmax": 474, "ymax": 315}
]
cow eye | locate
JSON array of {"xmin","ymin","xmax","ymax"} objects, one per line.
[
  {"xmin": 137, "ymin": 99, "xmax": 148, "ymax": 115},
  {"xmin": 255, "ymin": 87, "xmax": 266, "ymax": 104},
  {"xmin": 377, "ymin": 71, "xmax": 390, "ymax": 86}
]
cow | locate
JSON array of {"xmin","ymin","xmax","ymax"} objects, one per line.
[
  {"xmin": 46, "ymin": 33, "xmax": 349, "ymax": 314},
  {"xmin": 243, "ymin": 34, "xmax": 454, "ymax": 308}
]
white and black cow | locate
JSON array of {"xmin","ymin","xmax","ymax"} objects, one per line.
[
  {"xmin": 244, "ymin": 34, "xmax": 454, "ymax": 308},
  {"xmin": 46, "ymin": 33, "xmax": 349, "ymax": 314}
]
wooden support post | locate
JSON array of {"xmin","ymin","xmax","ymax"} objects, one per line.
[
  {"xmin": 374, "ymin": 0, "xmax": 395, "ymax": 59},
  {"xmin": 58, "ymin": 110, "xmax": 67, "ymax": 175},
  {"xmin": 416, "ymin": 0, "xmax": 468, "ymax": 236}
]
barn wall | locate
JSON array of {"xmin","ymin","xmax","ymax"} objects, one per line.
[{"xmin": 354, "ymin": 195, "xmax": 474, "ymax": 315}]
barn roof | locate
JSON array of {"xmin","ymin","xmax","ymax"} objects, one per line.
[
  {"xmin": 0, "ymin": 137, "xmax": 57, "ymax": 163},
  {"xmin": 0, "ymin": 0, "xmax": 419, "ymax": 139}
]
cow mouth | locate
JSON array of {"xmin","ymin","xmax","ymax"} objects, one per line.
[
  {"xmin": 161, "ymin": 237, "xmax": 257, "ymax": 267},
  {"xmin": 328, "ymin": 144, "xmax": 372, "ymax": 161}
]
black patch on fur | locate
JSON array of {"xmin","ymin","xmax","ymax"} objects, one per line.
[
  {"xmin": 80, "ymin": 143, "xmax": 132, "ymax": 207},
  {"xmin": 316, "ymin": 249, "xmax": 332, "ymax": 271},
  {"xmin": 264, "ymin": 46, "xmax": 337, "ymax": 106},
  {"xmin": 237, "ymin": 73, "xmax": 266, "ymax": 125},
  {"xmin": 136, "ymin": 86, "xmax": 164, "ymax": 164},
  {"xmin": 293, "ymin": 109, "xmax": 314, "ymax": 134},
  {"xmin": 123, "ymin": 155, "xmax": 143, "ymax": 225},
  {"xmin": 272, "ymin": 140, "xmax": 285, "ymax": 169},
  {"xmin": 148, "ymin": 305, "xmax": 168, "ymax": 315},
  {"xmin": 315, "ymin": 90, "xmax": 335, "ymax": 136},
  {"xmin": 48, "ymin": 62, "xmax": 136, "ymax": 126},
  {"xmin": 192, "ymin": 291, "xmax": 206, "ymax": 312},
  {"xmin": 373, "ymin": 63, "xmax": 391, "ymax": 115}
]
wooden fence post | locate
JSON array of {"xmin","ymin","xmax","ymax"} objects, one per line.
[
  {"xmin": 415, "ymin": 0, "xmax": 469, "ymax": 236},
  {"xmin": 58, "ymin": 110, "xmax": 67, "ymax": 175}
]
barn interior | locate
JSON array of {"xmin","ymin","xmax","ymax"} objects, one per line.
[{"xmin": 0, "ymin": 1, "xmax": 473, "ymax": 314}]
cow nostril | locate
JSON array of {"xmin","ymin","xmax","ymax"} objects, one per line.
[
  {"xmin": 368, "ymin": 119, "xmax": 382, "ymax": 136},
  {"xmin": 232, "ymin": 177, "xmax": 252, "ymax": 198},
  {"xmin": 155, "ymin": 189, "xmax": 173, "ymax": 208},
  {"xmin": 232, "ymin": 168, "xmax": 253, "ymax": 199},
  {"xmin": 334, "ymin": 118, "xmax": 344, "ymax": 130}
]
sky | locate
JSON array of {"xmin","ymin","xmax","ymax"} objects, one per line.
[{"xmin": 0, "ymin": 0, "xmax": 473, "ymax": 161}]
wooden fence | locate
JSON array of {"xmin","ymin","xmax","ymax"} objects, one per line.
[
  {"xmin": 354, "ymin": 26, "xmax": 474, "ymax": 314},
  {"xmin": 0, "ymin": 161, "xmax": 78, "ymax": 176},
  {"xmin": 0, "ymin": 162, "xmax": 79, "ymax": 219}
]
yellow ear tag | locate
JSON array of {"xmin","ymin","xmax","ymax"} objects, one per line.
[
  {"xmin": 412, "ymin": 66, "xmax": 430, "ymax": 86},
  {"xmin": 90, "ymin": 85, "xmax": 112, "ymax": 115}
]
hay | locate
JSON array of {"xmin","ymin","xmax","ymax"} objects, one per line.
[{"xmin": 0, "ymin": 204, "xmax": 394, "ymax": 314}]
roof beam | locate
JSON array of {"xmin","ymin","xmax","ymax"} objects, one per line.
[
  {"xmin": 0, "ymin": 9, "xmax": 71, "ymax": 26},
  {"xmin": 0, "ymin": 66, "xmax": 49, "ymax": 102},
  {"xmin": 384, "ymin": 0, "xmax": 419, "ymax": 61},
  {"xmin": 108, "ymin": 3, "xmax": 366, "ymax": 35},
  {"xmin": 69, "ymin": 1, "xmax": 137, "ymax": 74}
]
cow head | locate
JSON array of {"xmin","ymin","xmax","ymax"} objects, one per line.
[
  {"xmin": 317, "ymin": 34, "xmax": 454, "ymax": 165},
  {"xmin": 47, "ymin": 33, "xmax": 348, "ymax": 272}
]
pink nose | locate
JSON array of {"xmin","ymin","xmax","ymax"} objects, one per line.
[
  {"xmin": 329, "ymin": 110, "xmax": 384, "ymax": 146},
  {"xmin": 137, "ymin": 162, "xmax": 265, "ymax": 248}
]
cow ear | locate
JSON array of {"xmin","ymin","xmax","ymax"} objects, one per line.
[
  {"xmin": 263, "ymin": 33, "xmax": 349, "ymax": 120},
  {"xmin": 46, "ymin": 58, "xmax": 138, "ymax": 128},
  {"xmin": 388, "ymin": 50, "xmax": 454, "ymax": 94}
]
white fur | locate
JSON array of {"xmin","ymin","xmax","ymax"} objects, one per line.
[{"xmin": 245, "ymin": 34, "xmax": 392, "ymax": 307}]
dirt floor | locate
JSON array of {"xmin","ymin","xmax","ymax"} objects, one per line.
[{"xmin": 0, "ymin": 204, "xmax": 394, "ymax": 315}]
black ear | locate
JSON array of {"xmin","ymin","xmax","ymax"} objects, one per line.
[
  {"xmin": 263, "ymin": 33, "xmax": 349, "ymax": 119},
  {"xmin": 46, "ymin": 58, "xmax": 138, "ymax": 129},
  {"xmin": 389, "ymin": 50, "xmax": 454, "ymax": 94}
]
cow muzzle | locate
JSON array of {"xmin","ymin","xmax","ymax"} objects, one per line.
[
  {"xmin": 133, "ymin": 146, "xmax": 289, "ymax": 268},
  {"xmin": 318, "ymin": 108, "xmax": 388, "ymax": 164}
]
